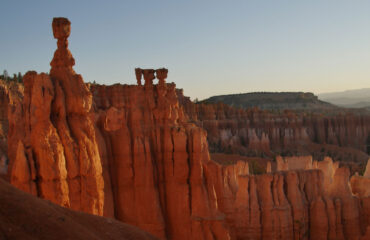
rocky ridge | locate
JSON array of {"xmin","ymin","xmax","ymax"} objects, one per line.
[{"xmin": 200, "ymin": 92, "xmax": 338, "ymax": 111}]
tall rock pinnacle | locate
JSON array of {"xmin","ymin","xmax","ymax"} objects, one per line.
[
  {"xmin": 8, "ymin": 17, "xmax": 105, "ymax": 216},
  {"xmin": 50, "ymin": 18, "xmax": 75, "ymax": 72},
  {"xmin": 49, "ymin": 17, "xmax": 92, "ymax": 114},
  {"xmin": 48, "ymin": 17, "xmax": 104, "ymax": 215}
]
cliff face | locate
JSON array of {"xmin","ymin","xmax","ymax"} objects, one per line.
[
  {"xmin": 0, "ymin": 80, "xmax": 23, "ymax": 175},
  {"xmin": 0, "ymin": 81, "xmax": 9, "ymax": 174},
  {"xmin": 209, "ymin": 166, "xmax": 360, "ymax": 240},
  {"xmin": 6, "ymin": 17, "xmax": 370, "ymax": 240},
  {"xmin": 8, "ymin": 18, "xmax": 104, "ymax": 215},
  {"xmin": 179, "ymin": 91, "xmax": 370, "ymax": 164},
  {"xmin": 350, "ymin": 160, "xmax": 370, "ymax": 236},
  {"xmin": 7, "ymin": 18, "xmax": 230, "ymax": 240},
  {"xmin": 206, "ymin": 155, "xmax": 370, "ymax": 240},
  {"xmin": 90, "ymin": 81, "xmax": 231, "ymax": 239}
]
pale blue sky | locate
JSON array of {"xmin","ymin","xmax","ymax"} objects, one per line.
[{"xmin": 1, "ymin": 1, "xmax": 370, "ymax": 99}]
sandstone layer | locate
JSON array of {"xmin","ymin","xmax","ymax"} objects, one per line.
[
  {"xmin": 89, "ymin": 80, "xmax": 231, "ymax": 239},
  {"xmin": 8, "ymin": 18, "xmax": 104, "ymax": 215},
  {"xmin": 0, "ymin": 80, "xmax": 23, "ymax": 175},
  {"xmin": 210, "ymin": 154, "xmax": 370, "ymax": 239}
]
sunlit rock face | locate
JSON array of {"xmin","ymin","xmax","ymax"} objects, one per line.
[
  {"xmin": 7, "ymin": 17, "xmax": 230, "ymax": 240},
  {"xmin": 8, "ymin": 18, "xmax": 104, "ymax": 215},
  {"xmin": 6, "ymin": 17, "xmax": 370, "ymax": 240},
  {"xmin": 90, "ymin": 80, "xmax": 232, "ymax": 239},
  {"xmin": 208, "ymin": 159, "xmax": 370, "ymax": 240}
]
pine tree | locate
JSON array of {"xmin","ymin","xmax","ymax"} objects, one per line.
[
  {"xmin": 17, "ymin": 72, "xmax": 22, "ymax": 83},
  {"xmin": 3, "ymin": 70, "xmax": 8, "ymax": 81}
]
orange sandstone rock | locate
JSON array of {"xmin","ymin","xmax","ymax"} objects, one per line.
[
  {"xmin": 91, "ymin": 82, "xmax": 230, "ymax": 239},
  {"xmin": 276, "ymin": 155, "xmax": 313, "ymax": 171},
  {"xmin": 8, "ymin": 18, "xmax": 105, "ymax": 215},
  {"xmin": 364, "ymin": 159, "xmax": 370, "ymax": 178},
  {"xmin": 178, "ymin": 92, "xmax": 370, "ymax": 164},
  {"xmin": 0, "ymin": 80, "xmax": 23, "ymax": 176}
]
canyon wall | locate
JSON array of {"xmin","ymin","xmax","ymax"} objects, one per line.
[
  {"xmin": 0, "ymin": 80, "xmax": 23, "ymax": 175},
  {"xmin": 5, "ymin": 17, "xmax": 370, "ymax": 239},
  {"xmin": 209, "ymin": 164, "xmax": 369, "ymax": 240},
  {"xmin": 0, "ymin": 81, "xmax": 8, "ymax": 174},
  {"xmin": 8, "ymin": 18, "xmax": 104, "ymax": 214},
  {"xmin": 7, "ymin": 18, "xmax": 230, "ymax": 240},
  {"xmin": 89, "ymin": 79, "xmax": 231, "ymax": 239},
  {"xmin": 178, "ymin": 91, "xmax": 370, "ymax": 164},
  {"xmin": 209, "ymin": 154, "xmax": 370, "ymax": 239}
]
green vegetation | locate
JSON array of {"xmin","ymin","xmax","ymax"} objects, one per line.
[
  {"xmin": 358, "ymin": 162, "xmax": 367, "ymax": 176},
  {"xmin": 199, "ymin": 91, "xmax": 337, "ymax": 111},
  {"xmin": 0, "ymin": 70, "xmax": 23, "ymax": 83},
  {"xmin": 249, "ymin": 159, "xmax": 265, "ymax": 175}
]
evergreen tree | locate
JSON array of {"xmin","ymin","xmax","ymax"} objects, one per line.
[
  {"xmin": 17, "ymin": 72, "xmax": 22, "ymax": 83},
  {"xmin": 3, "ymin": 70, "xmax": 8, "ymax": 81}
]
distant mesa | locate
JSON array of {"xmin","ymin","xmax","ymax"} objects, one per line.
[{"xmin": 200, "ymin": 92, "xmax": 338, "ymax": 111}]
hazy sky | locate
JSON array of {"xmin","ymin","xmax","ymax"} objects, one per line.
[{"xmin": 1, "ymin": 1, "xmax": 370, "ymax": 100}]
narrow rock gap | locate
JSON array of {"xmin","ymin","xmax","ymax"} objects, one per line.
[
  {"xmin": 29, "ymin": 148, "xmax": 41, "ymax": 197},
  {"xmin": 186, "ymin": 130, "xmax": 192, "ymax": 217},
  {"xmin": 282, "ymin": 173, "xmax": 296, "ymax": 239}
]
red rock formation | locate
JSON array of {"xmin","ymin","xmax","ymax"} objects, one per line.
[
  {"xmin": 6, "ymin": 17, "xmax": 370, "ymax": 240},
  {"xmin": 0, "ymin": 80, "xmax": 23, "ymax": 175},
  {"xmin": 8, "ymin": 18, "xmax": 105, "ymax": 215},
  {"xmin": 0, "ymin": 81, "xmax": 8, "ymax": 163},
  {"xmin": 276, "ymin": 155, "xmax": 315, "ymax": 171},
  {"xmin": 135, "ymin": 68, "xmax": 143, "ymax": 86},
  {"xmin": 0, "ymin": 83, "xmax": 8, "ymax": 175},
  {"xmin": 350, "ymin": 160, "xmax": 370, "ymax": 235},
  {"xmin": 91, "ymin": 82, "xmax": 230, "ymax": 239},
  {"xmin": 207, "ymin": 160, "xmax": 369, "ymax": 240},
  {"xmin": 178, "ymin": 91, "xmax": 370, "ymax": 165},
  {"xmin": 8, "ymin": 18, "xmax": 230, "ymax": 240}
]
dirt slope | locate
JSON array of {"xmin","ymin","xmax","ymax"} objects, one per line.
[{"xmin": 0, "ymin": 179, "xmax": 157, "ymax": 240}]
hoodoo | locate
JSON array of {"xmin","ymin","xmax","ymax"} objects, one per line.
[
  {"xmin": 5, "ymin": 17, "xmax": 370, "ymax": 240},
  {"xmin": 178, "ymin": 94, "xmax": 370, "ymax": 165},
  {"xmin": 9, "ymin": 17, "xmax": 104, "ymax": 215}
]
